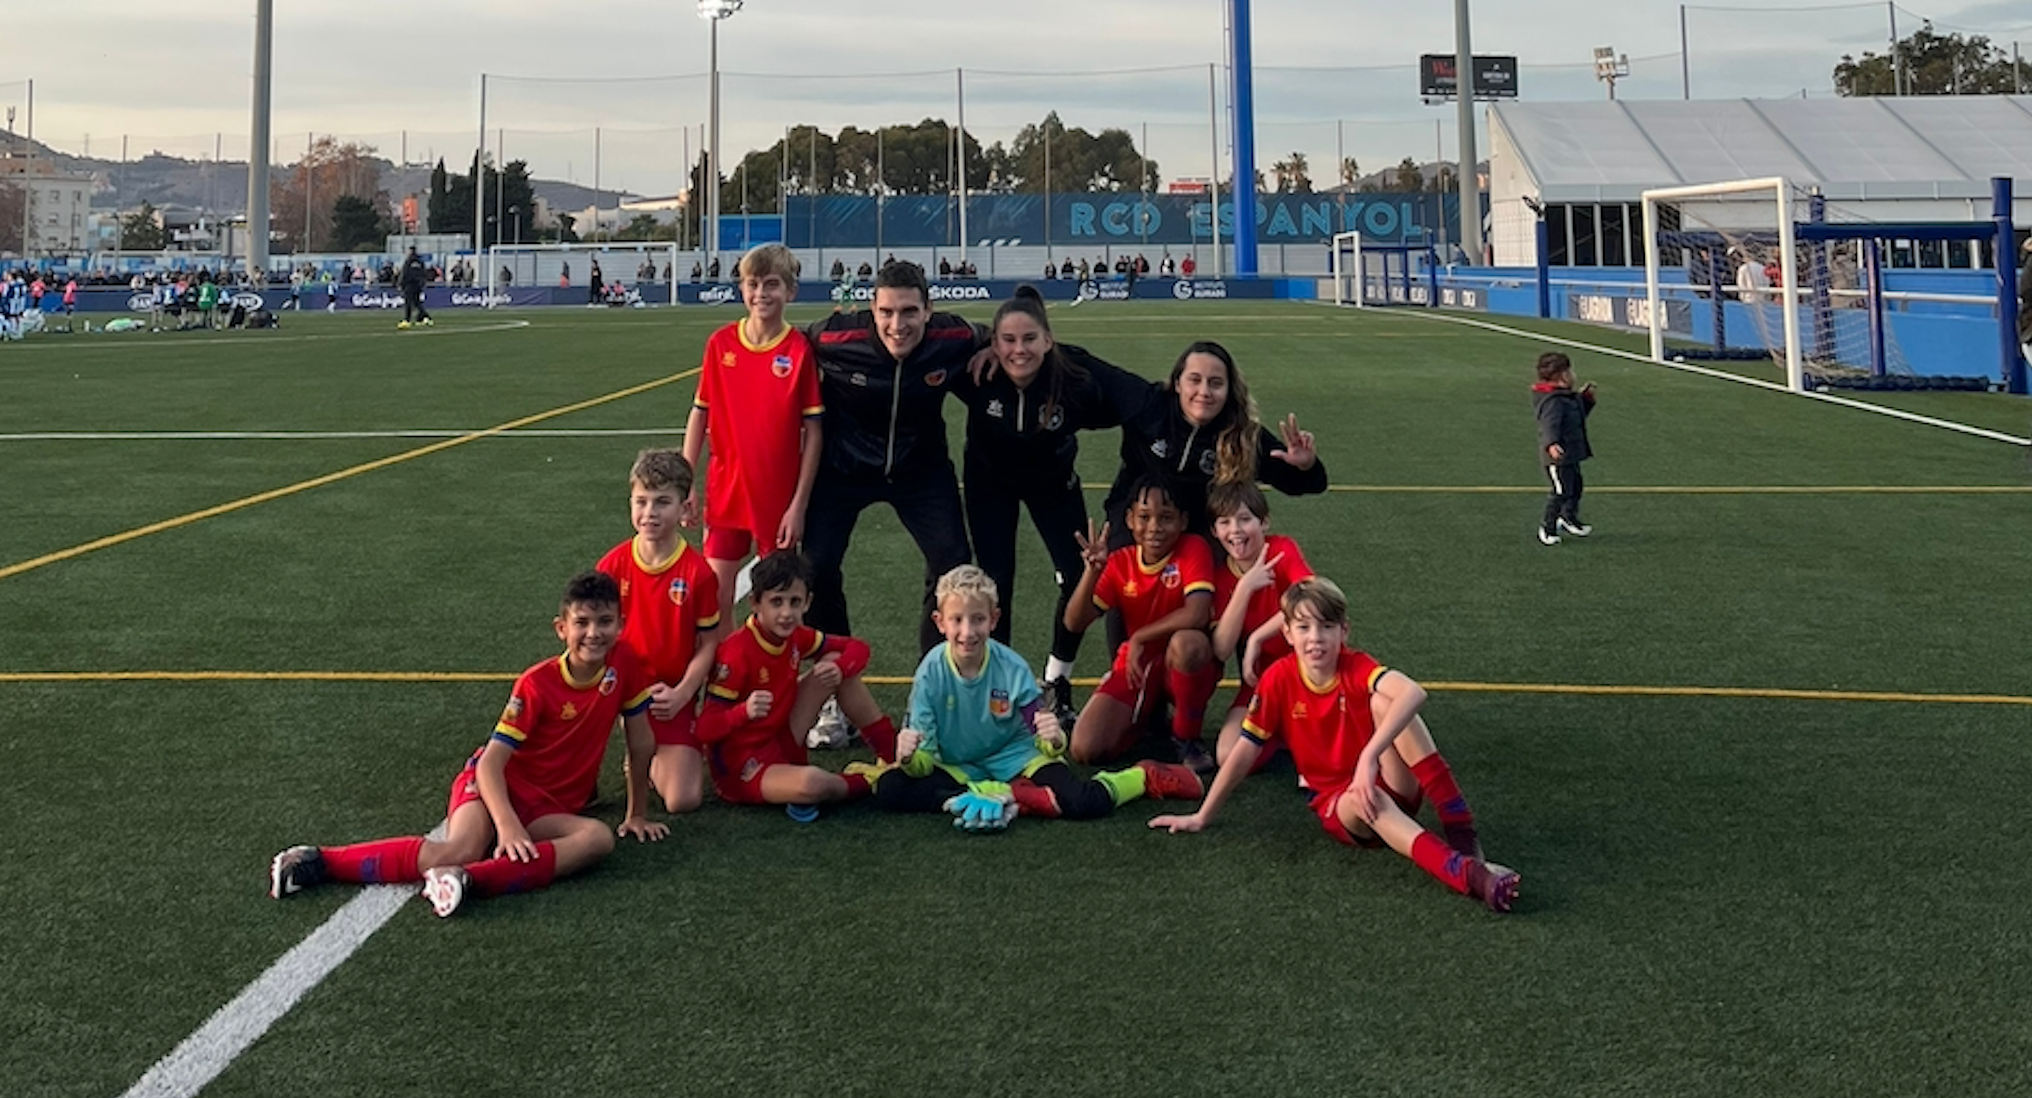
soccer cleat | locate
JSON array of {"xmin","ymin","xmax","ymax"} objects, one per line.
[
  {"xmin": 1174, "ymin": 737, "xmax": 1217, "ymax": 777},
  {"xmin": 421, "ymin": 866, "xmax": 471, "ymax": 918},
  {"xmin": 1465, "ymin": 859, "xmax": 1521, "ymax": 914},
  {"xmin": 1444, "ymin": 823, "xmax": 1484, "ymax": 862},
  {"xmin": 420, "ymin": 317, "xmax": 434, "ymax": 327},
  {"xmin": 1043, "ymin": 676, "xmax": 1078, "ymax": 732},
  {"xmin": 1009, "ymin": 778, "xmax": 1062, "ymax": 818},
  {"xmin": 805, "ymin": 698, "xmax": 857, "ymax": 749},
  {"xmin": 1537, "ymin": 527, "xmax": 1560, "ymax": 546},
  {"xmin": 1556, "ymin": 518, "xmax": 1593, "ymax": 538},
  {"xmin": 269, "ymin": 845, "xmax": 328, "ymax": 899},
  {"xmin": 1136, "ymin": 760, "xmax": 1206, "ymax": 801},
  {"xmin": 396, "ymin": 320, "xmax": 411, "ymax": 330}
]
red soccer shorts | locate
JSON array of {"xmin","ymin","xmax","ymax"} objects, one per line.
[
  {"xmin": 446, "ymin": 756, "xmax": 578, "ymax": 827},
  {"xmin": 708, "ymin": 739, "xmax": 800, "ymax": 805},
  {"xmin": 648, "ymin": 705, "xmax": 702, "ymax": 750},
  {"xmin": 1307, "ymin": 778, "xmax": 1424, "ymax": 848},
  {"xmin": 1094, "ymin": 645, "xmax": 1221, "ymax": 724}
]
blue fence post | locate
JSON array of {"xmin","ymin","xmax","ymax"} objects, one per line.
[
  {"xmin": 1995, "ymin": 176, "xmax": 2025, "ymax": 395},
  {"xmin": 1534, "ymin": 217, "xmax": 1550, "ymax": 319}
]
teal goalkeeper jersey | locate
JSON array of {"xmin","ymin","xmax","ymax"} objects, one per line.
[{"xmin": 908, "ymin": 640, "xmax": 1044, "ymax": 783}]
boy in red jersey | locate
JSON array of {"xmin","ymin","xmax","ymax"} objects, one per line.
[
  {"xmin": 1151, "ymin": 578, "xmax": 1518, "ymax": 913},
  {"xmin": 268, "ymin": 572, "xmax": 668, "ymax": 918},
  {"xmin": 1063, "ymin": 475, "xmax": 1221, "ymax": 773},
  {"xmin": 1206, "ymin": 481, "xmax": 1314, "ymax": 768},
  {"xmin": 698, "ymin": 552, "xmax": 899, "ymax": 812},
  {"xmin": 596, "ymin": 449, "xmax": 721, "ymax": 814},
  {"xmin": 683, "ymin": 242, "xmax": 825, "ymax": 631}
]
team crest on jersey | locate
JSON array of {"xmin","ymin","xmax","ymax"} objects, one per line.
[
  {"xmin": 1159, "ymin": 563, "xmax": 1181, "ymax": 589},
  {"xmin": 561, "ymin": 702, "xmax": 580, "ymax": 720},
  {"xmin": 924, "ymin": 369, "xmax": 947, "ymax": 387},
  {"xmin": 989, "ymin": 688, "xmax": 1012, "ymax": 719},
  {"xmin": 502, "ymin": 696, "xmax": 525, "ymax": 723},
  {"xmin": 669, "ymin": 579, "xmax": 688, "ymax": 605},
  {"xmin": 1290, "ymin": 701, "xmax": 1308, "ymax": 720},
  {"xmin": 850, "ymin": 372, "xmax": 868, "ymax": 386},
  {"xmin": 721, "ymin": 352, "xmax": 737, "ymax": 368},
  {"xmin": 740, "ymin": 758, "xmax": 763, "ymax": 782},
  {"xmin": 1199, "ymin": 450, "xmax": 1217, "ymax": 475},
  {"xmin": 713, "ymin": 662, "xmax": 731, "ymax": 681},
  {"xmin": 1043, "ymin": 406, "xmax": 1065, "ymax": 431},
  {"xmin": 772, "ymin": 354, "xmax": 794, "ymax": 378},
  {"xmin": 599, "ymin": 668, "xmax": 617, "ymax": 696}
]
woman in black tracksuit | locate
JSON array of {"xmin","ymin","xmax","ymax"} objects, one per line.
[
  {"xmin": 953, "ymin": 286, "xmax": 1145, "ymax": 717},
  {"xmin": 1098, "ymin": 340, "xmax": 1328, "ymax": 650}
]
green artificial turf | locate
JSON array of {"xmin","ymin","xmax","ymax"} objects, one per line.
[{"xmin": 1, "ymin": 304, "xmax": 2028, "ymax": 1098}]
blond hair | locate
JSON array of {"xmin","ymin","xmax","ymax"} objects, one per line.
[
  {"xmin": 738, "ymin": 242, "xmax": 800, "ymax": 286},
  {"xmin": 935, "ymin": 564, "xmax": 1000, "ymax": 610}
]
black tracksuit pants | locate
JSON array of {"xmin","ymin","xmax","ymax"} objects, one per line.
[
  {"xmin": 804, "ymin": 462, "xmax": 972, "ymax": 654},
  {"xmin": 1542, "ymin": 461, "xmax": 1584, "ymax": 532},
  {"xmin": 964, "ymin": 460, "xmax": 1089, "ymax": 665}
]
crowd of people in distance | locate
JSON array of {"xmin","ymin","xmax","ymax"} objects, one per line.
[{"xmin": 268, "ymin": 244, "xmax": 1576, "ymax": 922}]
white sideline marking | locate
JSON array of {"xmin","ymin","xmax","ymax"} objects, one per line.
[
  {"xmin": 0, "ymin": 428, "xmax": 684, "ymax": 442},
  {"xmin": 121, "ymin": 824, "xmax": 447, "ymax": 1098},
  {"xmin": 0, "ymin": 319, "xmax": 532, "ymax": 352},
  {"xmin": 1392, "ymin": 308, "xmax": 2031, "ymax": 448}
]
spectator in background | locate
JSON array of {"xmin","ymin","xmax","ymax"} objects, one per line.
[
  {"xmin": 2016, "ymin": 236, "xmax": 2032, "ymax": 359},
  {"xmin": 1180, "ymin": 254, "xmax": 1197, "ymax": 277},
  {"xmin": 561, "ymin": 261, "xmax": 572, "ymax": 287},
  {"xmin": 831, "ymin": 258, "xmax": 847, "ymax": 281},
  {"xmin": 589, "ymin": 260, "xmax": 604, "ymax": 305},
  {"xmin": 707, "ymin": 256, "xmax": 722, "ymax": 280},
  {"xmin": 857, "ymin": 261, "xmax": 874, "ymax": 279},
  {"xmin": 939, "ymin": 257, "xmax": 953, "ymax": 278},
  {"xmin": 1732, "ymin": 249, "xmax": 1771, "ymax": 304},
  {"xmin": 1160, "ymin": 250, "xmax": 1176, "ymax": 276},
  {"xmin": 691, "ymin": 261, "xmax": 704, "ymax": 282},
  {"xmin": 1077, "ymin": 258, "xmax": 1091, "ymax": 281}
]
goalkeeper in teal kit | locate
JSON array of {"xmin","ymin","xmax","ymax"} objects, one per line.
[{"xmin": 873, "ymin": 566, "xmax": 1205, "ymax": 828}]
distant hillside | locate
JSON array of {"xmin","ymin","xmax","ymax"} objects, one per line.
[{"xmin": 0, "ymin": 132, "xmax": 638, "ymax": 215}]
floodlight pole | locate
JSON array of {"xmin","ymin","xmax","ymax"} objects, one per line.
[
  {"xmin": 247, "ymin": 0, "xmax": 273, "ymax": 285},
  {"xmin": 1679, "ymin": 5, "xmax": 1691, "ymax": 99},
  {"xmin": 699, "ymin": 0, "xmax": 742, "ymax": 281},
  {"xmin": 1888, "ymin": 3, "xmax": 1904, "ymax": 95},
  {"xmin": 1226, "ymin": 0, "xmax": 1259, "ymax": 275},
  {"xmin": 475, "ymin": 74, "xmax": 487, "ymax": 258},
  {"xmin": 1454, "ymin": 0, "xmax": 1483, "ymax": 264}
]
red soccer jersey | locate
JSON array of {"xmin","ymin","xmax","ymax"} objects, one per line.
[
  {"xmin": 1212, "ymin": 534, "xmax": 1313, "ymax": 665},
  {"xmin": 698, "ymin": 618, "xmax": 829, "ymax": 768},
  {"xmin": 596, "ymin": 536, "xmax": 721, "ymax": 685},
  {"xmin": 693, "ymin": 322, "xmax": 823, "ymax": 539},
  {"xmin": 489, "ymin": 648, "xmax": 655, "ymax": 811},
  {"xmin": 1093, "ymin": 534, "xmax": 1216, "ymax": 636},
  {"xmin": 1242, "ymin": 649, "xmax": 1389, "ymax": 793}
]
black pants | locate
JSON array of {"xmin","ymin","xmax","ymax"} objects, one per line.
[
  {"xmin": 873, "ymin": 760, "xmax": 1114, "ymax": 820},
  {"xmin": 804, "ymin": 462, "xmax": 972, "ymax": 654},
  {"xmin": 965, "ymin": 460, "xmax": 1089, "ymax": 664},
  {"xmin": 1542, "ymin": 462, "xmax": 1584, "ymax": 531},
  {"xmin": 402, "ymin": 286, "xmax": 429, "ymax": 323}
]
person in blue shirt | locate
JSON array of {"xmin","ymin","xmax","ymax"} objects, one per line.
[{"xmin": 870, "ymin": 566, "xmax": 1204, "ymax": 823}]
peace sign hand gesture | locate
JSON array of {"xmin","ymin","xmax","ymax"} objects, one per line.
[
  {"xmin": 1074, "ymin": 518, "xmax": 1111, "ymax": 572},
  {"xmin": 1268, "ymin": 413, "xmax": 1316, "ymax": 470}
]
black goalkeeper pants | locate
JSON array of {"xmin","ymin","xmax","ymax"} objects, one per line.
[{"xmin": 872, "ymin": 760, "xmax": 1116, "ymax": 820}]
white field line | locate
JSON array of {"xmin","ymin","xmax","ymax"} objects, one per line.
[
  {"xmin": 0, "ymin": 428, "xmax": 685, "ymax": 442},
  {"xmin": 120, "ymin": 824, "xmax": 447, "ymax": 1098},
  {"xmin": 0, "ymin": 319, "xmax": 532, "ymax": 351},
  {"xmin": 1382, "ymin": 307, "xmax": 2031, "ymax": 448}
]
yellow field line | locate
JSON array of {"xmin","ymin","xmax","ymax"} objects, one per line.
[
  {"xmin": 0, "ymin": 369, "xmax": 699, "ymax": 583},
  {"xmin": 1, "ymin": 669, "xmax": 2025, "ymax": 706}
]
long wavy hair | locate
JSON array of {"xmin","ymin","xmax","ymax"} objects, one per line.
[{"xmin": 1168, "ymin": 340, "xmax": 1258, "ymax": 485}]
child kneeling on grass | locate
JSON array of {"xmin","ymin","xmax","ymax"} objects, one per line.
[
  {"xmin": 269, "ymin": 571, "xmax": 668, "ymax": 918},
  {"xmin": 1150, "ymin": 577, "xmax": 1519, "ymax": 913},
  {"xmin": 696, "ymin": 552, "xmax": 898, "ymax": 815},
  {"xmin": 873, "ymin": 566, "xmax": 1205, "ymax": 825}
]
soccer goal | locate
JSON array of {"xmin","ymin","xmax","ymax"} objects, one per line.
[
  {"xmin": 1331, "ymin": 231, "xmax": 1439, "ymax": 308},
  {"xmin": 485, "ymin": 242, "xmax": 680, "ymax": 306},
  {"xmin": 1641, "ymin": 178, "xmax": 1811, "ymax": 390}
]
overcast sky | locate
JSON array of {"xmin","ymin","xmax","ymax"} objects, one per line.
[{"xmin": 4, "ymin": 0, "xmax": 2027, "ymax": 195}]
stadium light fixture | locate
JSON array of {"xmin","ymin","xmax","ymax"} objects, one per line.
[
  {"xmin": 698, "ymin": 0, "xmax": 744, "ymax": 280},
  {"xmin": 1594, "ymin": 46, "xmax": 1630, "ymax": 100}
]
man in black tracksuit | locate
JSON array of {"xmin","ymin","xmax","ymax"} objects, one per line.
[
  {"xmin": 803, "ymin": 261, "xmax": 985, "ymax": 653},
  {"xmin": 1531, "ymin": 351, "xmax": 1596, "ymax": 545},
  {"xmin": 398, "ymin": 248, "xmax": 432, "ymax": 327}
]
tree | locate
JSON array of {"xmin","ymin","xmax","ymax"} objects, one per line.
[
  {"xmin": 0, "ymin": 182, "xmax": 25, "ymax": 253},
  {"xmin": 119, "ymin": 201, "xmax": 167, "ymax": 251},
  {"xmin": 329, "ymin": 194, "xmax": 390, "ymax": 251},
  {"xmin": 1835, "ymin": 21, "xmax": 2032, "ymax": 95},
  {"xmin": 972, "ymin": 113, "xmax": 1155, "ymax": 193},
  {"xmin": 1391, "ymin": 158, "xmax": 1425, "ymax": 193},
  {"xmin": 269, "ymin": 137, "xmax": 389, "ymax": 252},
  {"xmin": 1340, "ymin": 156, "xmax": 1360, "ymax": 189},
  {"xmin": 426, "ymin": 158, "xmax": 452, "ymax": 233},
  {"xmin": 1272, "ymin": 151, "xmax": 1312, "ymax": 194}
]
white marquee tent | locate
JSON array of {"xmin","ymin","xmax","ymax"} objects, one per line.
[{"xmin": 1487, "ymin": 96, "xmax": 2032, "ymax": 267}]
